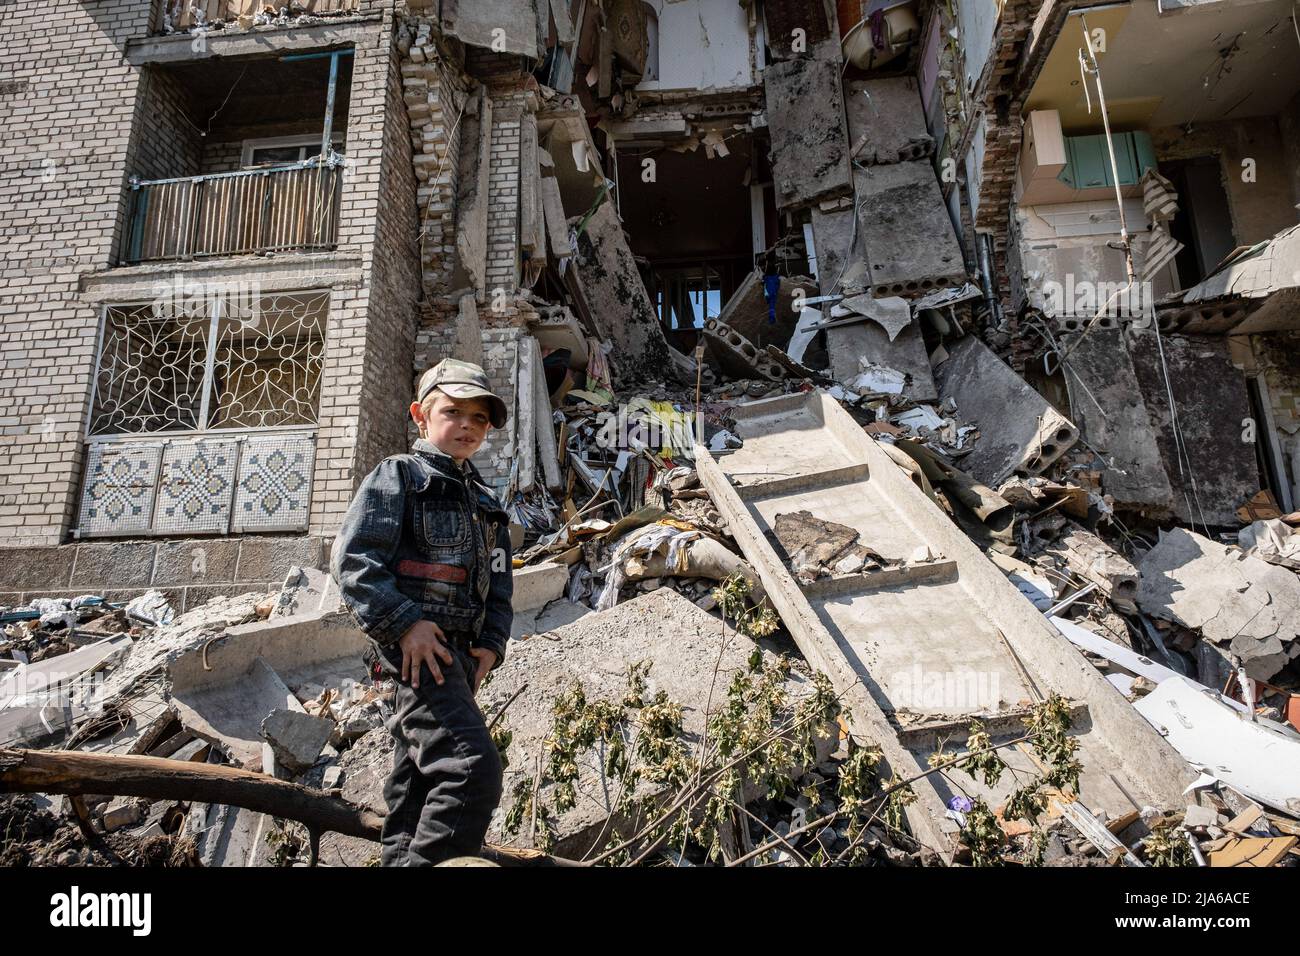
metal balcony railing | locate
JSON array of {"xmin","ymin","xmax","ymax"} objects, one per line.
[{"xmin": 122, "ymin": 159, "xmax": 343, "ymax": 264}]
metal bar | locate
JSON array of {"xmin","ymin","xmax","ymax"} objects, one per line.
[
  {"xmin": 321, "ymin": 50, "xmax": 340, "ymax": 158},
  {"xmin": 198, "ymin": 296, "xmax": 221, "ymax": 430},
  {"xmin": 1079, "ymin": 15, "xmax": 1135, "ymax": 284},
  {"xmin": 129, "ymin": 158, "xmax": 331, "ymax": 188},
  {"xmin": 278, "ymin": 48, "xmax": 356, "ymax": 62}
]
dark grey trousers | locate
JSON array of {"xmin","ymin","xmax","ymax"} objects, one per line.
[{"xmin": 376, "ymin": 642, "xmax": 503, "ymax": 866}]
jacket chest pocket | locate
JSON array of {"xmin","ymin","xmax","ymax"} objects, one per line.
[{"xmin": 417, "ymin": 497, "xmax": 470, "ymax": 550}]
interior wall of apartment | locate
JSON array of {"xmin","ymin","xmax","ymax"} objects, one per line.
[
  {"xmin": 1014, "ymin": 195, "xmax": 1177, "ymax": 313},
  {"xmin": 957, "ymin": 0, "xmax": 1000, "ymax": 98},
  {"xmin": 1278, "ymin": 89, "xmax": 1300, "ymax": 211},
  {"xmin": 1248, "ymin": 330, "xmax": 1300, "ymax": 508},
  {"xmin": 133, "ymin": 66, "xmax": 204, "ymax": 182},
  {"xmin": 635, "ymin": 0, "xmax": 752, "ymax": 92},
  {"xmin": 1149, "ymin": 114, "xmax": 1298, "ymax": 247}
]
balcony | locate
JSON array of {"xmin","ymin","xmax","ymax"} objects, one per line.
[
  {"xmin": 159, "ymin": 0, "xmax": 360, "ymax": 34},
  {"xmin": 122, "ymin": 158, "xmax": 344, "ymax": 264}
]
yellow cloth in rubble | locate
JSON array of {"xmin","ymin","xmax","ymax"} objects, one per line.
[{"xmin": 645, "ymin": 401, "xmax": 694, "ymax": 460}]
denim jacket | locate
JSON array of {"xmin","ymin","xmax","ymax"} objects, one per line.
[{"xmin": 331, "ymin": 439, "xmax": 513, "ymax": 667}]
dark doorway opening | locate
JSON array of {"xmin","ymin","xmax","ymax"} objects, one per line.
[{"xmin": 1162, "ymin": 155, "xmax": 1237, "ymax": 288}]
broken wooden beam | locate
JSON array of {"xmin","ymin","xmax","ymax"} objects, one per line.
[
  {"xmin": 0, "ymin": 747, "xmax": 578, "ymax": 866},
  {"xmin": 0, "ymin": 746, "xmax": 382, "ymax": 841}
]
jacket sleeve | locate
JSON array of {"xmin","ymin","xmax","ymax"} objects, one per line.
[
  {"xmin": 330, "ymin": 458, "xmax": 422, "ymax": 648},
  {"xmin": 477, "ymin": 520, "xmax": 514, "ymax": 668}
]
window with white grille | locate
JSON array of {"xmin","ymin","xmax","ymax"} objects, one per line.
[{"xmin": 78, "ymin": 289, "xmax": 327, "ymax": 537}]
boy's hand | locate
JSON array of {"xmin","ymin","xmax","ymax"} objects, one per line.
[
  {"xmin": 468, "ymin": 647, "xmax": 498, "ymax": 694},
  {"xmin": 398, "ymin": 620, "xmax": 454, "ymax": 688}
]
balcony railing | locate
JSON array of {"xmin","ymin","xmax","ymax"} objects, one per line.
[
  {"xmin": 161, "ymin": 0, "xmax": 359, "ymax": 33},
  {"xmin": 122, "ymin": 159, "xmax": 343, "ymax": 264}
]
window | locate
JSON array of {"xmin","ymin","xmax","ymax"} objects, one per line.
[
  {"xmin": 241, "ymin": 134, "xmax": 346, "ymax": 169},
  {"xmin": 78, "ymin": 290, "xmax": 327, "ymax": 537}
]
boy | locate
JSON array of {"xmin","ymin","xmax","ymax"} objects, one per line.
[{"xmin": 331, "ymin": 358, "xmax": 513, "ymax": 866}]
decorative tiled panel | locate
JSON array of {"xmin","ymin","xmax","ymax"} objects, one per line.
[
  {"xmin": 78, "ymin": 442, "xmax": 164, "ymax": 537},
  {"xmin": 232, "ymin": 434, "xmax": 316, "ymax": 532},
  {"xmin": 152, "ymin": 439, "xmax": 240, "ymax": 534}
]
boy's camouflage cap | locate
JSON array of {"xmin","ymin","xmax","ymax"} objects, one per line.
[{"xmin": 417, "ymin": 358, "xmax": 508, "ymax": 428}]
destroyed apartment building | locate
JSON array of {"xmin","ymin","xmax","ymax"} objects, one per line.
[{"xmin": 0, "ymin": 0, "xmax": 1298, "ymax": 870}]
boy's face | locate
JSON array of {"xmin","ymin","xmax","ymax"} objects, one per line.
[{"xmin": 411, "ymin": 392, "xmax": 493, "ymax": 462}]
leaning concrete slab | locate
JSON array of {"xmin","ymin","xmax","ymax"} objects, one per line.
[
  {"xmin": 935, "ymin": 335, "xmax": 1079, "ymax": 487},
  {"xmin": 852, "ymin": 163, "xmax": 967, "ymax": 297},
  {"xmin": 843, "ymin": 77, "xmax": 934, "ymax": 166},
  {"xmin": 1126, "ymin": 330, "xmax": 1259, "ymax": 527},
  {"xmin": 1062, "ymin": 329, "xmax": 1258, "ymax": 525},
  {"xmin": 571, "ymin": 200, "xmax": 671, "ymax": 380},
  {"xmin": 715, "ymin": 271, "xmax": 819, "ymax": 350},
  {"xmin": 697, "ymin": 389, "xmax": 1197, "ymax": 856},
  {"xmin": 1060, "ymin": 328, "xmax": 1174, "ymax": 513},
  {"xmin": 764, "ymin": 56, "xmax": 853, "ymax": 210},
  {"xmin": 1137, "ymin": 527, "xmax": 1300, "ymax": 682}
]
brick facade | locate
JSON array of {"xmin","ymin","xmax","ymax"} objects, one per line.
[
  {"xmin": 0, "ymin": 1, "xmax": 422, "ymax": 563},
  {"xmin": 0, "ymin": 0, "xmax": 154, "ymax": 547}
]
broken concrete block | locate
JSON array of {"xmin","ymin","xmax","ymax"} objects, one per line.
[
  {"xmin": 270, "ymin": 566, "xmax": 343, "ymax": 619},
  {"xmin": 703, "ymin": 318, "xmax": 785, "ymax": 382},
  {"xmin": 439, "ymin": 0, "xmax": 538, "ymax": 57},
  {"xmin": 479, "ymin": 588, "xmax": 830, "ymax": 857},
  {"xmin": 100, "ymin": 798, "xmax": 144, "ymax": 833},
  {"xmin": 934, "ymin": 335, "xmax": 1079, "ymax": 487},
  {"xmin": 512, "ymin": 561, "xmax": 569, "ymax": 612},
  {"xmin": 571, "ymin": 200, "xmax": 671, "ymax": 380},
  {"xmin": 261, "ymin": 708, "xmax": 334, "ymax": 776},
  {"xmin": 764, "ymin": 56, "xmax": 853, "ymax": 210},
  {"xmin": 851, "ymin": 163, "xmax": 966, "ymax": 297},
  {"xmin": 321, "ymin": 765, "xmax": 345, "ymax": 790},
  {"xmin": 1039, "ymin": 523, "xmax": 1140, "ymax": 611},
  {"xmin": 843, "ymin": 77, "xmax": 934, "ymax": 166},
  {"xmin": 829, "ymin": 321, "xmax": 937, "ymax": 403},
  {"xmin": 1182, "ymin": 804, "xmax": 1218, "ymax": 830},
  {"xmin": 1137, "ymin": 528, "xmax": 1300, "ymax": 681}
]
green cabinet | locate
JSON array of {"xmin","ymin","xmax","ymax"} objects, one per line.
[{"xmin": 1058, "ymin": 131, "xmax": 1156, "ymax": 190}]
